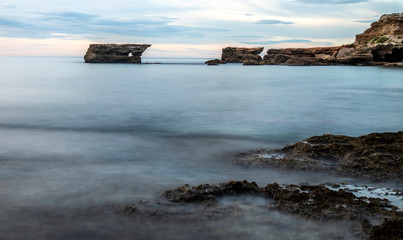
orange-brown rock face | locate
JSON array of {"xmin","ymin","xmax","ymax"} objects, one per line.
[
  {"xmin": 355, "ymin": 13, "xmax": 403, "ymax": 45},
  {"xmin": 221, "ymin": 47, "xmax": 264, "ymax": 63}
]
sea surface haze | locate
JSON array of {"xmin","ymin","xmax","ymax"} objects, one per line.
[{"xmin": 0, "ymin": 56, "xmax": 402, "ymax": 239}]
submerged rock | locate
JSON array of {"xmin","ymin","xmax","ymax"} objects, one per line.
[
  {"xmin": 235, "ymin": 132, "xmax": 403, "ymax": 182},
  {"xmin": 84, "ymin": 44, "xmax": 151, "ymax": 63}
]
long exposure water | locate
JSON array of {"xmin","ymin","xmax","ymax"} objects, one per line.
[{"xmin": 0, "ymin": 56, "xmax": 402, "ymax": 239}]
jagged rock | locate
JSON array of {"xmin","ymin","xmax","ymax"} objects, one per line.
[
  {"xmin": 235, "ymin": 131, "xmax": 403, "ymax": 182},
  {"xmin": 84, "ymin": 44, "xmax": 151, "ymax": 63},
  {"xmin": 355, "ymin": 13, "xmax": 403, "ymax": 45},
  {"xmin": 221, "ymin": 47, "xmax": 264, "ymax": 63},
  {"xmin": 163, "ymin": 180, "xmax": 402, "ymax": 222}
]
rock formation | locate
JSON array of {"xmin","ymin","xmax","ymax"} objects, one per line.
[
  {"xmin": 234, "ymin": 131, "xmax": 403, "ymax": 182},
  {"xmin": 262, "ymin": 13, "xmax": 403, "ymax": 66},
  {"xmin": 221, "ymin": 47, "xmax": 264, "ymax": 63},
  {"xmin": 206, "ymin": 13, "xmax": 403, "ymax": 66},
  {"xmin": 84, "ymin": 44, "xmax": 151, "ymax": 63},
  {"xmin": 355, "ymin": 13, "xmax": 403, "ymax": 45}
]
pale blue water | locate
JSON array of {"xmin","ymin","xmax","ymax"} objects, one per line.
[{"xmin": 0, "ymin": 56, "xmax": 402, "ymax": 239}]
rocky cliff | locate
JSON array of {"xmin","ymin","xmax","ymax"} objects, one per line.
[
  {"xmin": 84, "ymin": 44, "xmax": 151, "ymax": 63},
  {"xmin": 355, "ymin": 13, "xmax": 403, "ymax": 45},
  {"xmin": 207, "ymin": 13, "xmax": 403, "ymax": 66},
  {"xmin": 221, "ymin": 47, "xmax": 264, "ymax": 63}
]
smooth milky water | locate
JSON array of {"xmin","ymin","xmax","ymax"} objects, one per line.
[{"xmin": 0, "ymin": 56, "xmax": 402, "ymax": 239}]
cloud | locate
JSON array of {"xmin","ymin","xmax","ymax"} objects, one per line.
[
  {"xmin": 38, "ymin": 9, "xmax": 97, "ymax": 21},
  {"xmin": 242, "ymin": 39, "xmax": 312, "ymax": 44},
  {"xmin": 255, "ymin": 20, "xmax": 294, "ymax": 24},
  {"xmin": 295, "ymin": 0, "xmax": 368, "ymax": 4},
  {"xmin": 0, "ymin": 17, "xmax": 30, "ymax": 28},
  {"xmin": 0, "ymin": 9, "xmax": 226, "ymax": 39}
]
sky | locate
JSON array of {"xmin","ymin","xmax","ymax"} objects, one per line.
[{"xmin": 0, "ymin": 0, "xmax": 401, "ymax": 57}]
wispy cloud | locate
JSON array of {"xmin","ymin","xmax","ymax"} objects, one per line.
[
  {"xmin": 0, "ymin": 9, "xmax": 226, "ymax": 39},
  {"xmin": 255, "ymin": 20, "xmax": 294, "ymax": 24}
]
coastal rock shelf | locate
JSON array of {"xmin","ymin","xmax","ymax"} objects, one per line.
[
  {"xmin": 123, "ymin": 180, "xmax": 402, "ymax": 239},
  {"xmin": 207, "ymin": 13, "xmax": 403, "ymax": 66},
  {"xmin": 234, "ymin": 131, "xmax": 403, "ymax": 182},
  {"xmin": 84, "ymin": 44, "xmax": 151, "ymax": 63}
]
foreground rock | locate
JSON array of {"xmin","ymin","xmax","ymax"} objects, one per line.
[
  {"xmin": 161, "ymin": 180, "xmax": 402, "ymax": 239},
  {"xmin": 84, "ymin": 44, "xmax": 151, "ymax": 63},
  {"xmin": 235, "ymin": 132, "xmax": 403, "ymax": 182}
]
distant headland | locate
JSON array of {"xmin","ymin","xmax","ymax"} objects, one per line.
[{"xmin": 207, "ymin": 13, "xmax": 403, "ymax": 66}]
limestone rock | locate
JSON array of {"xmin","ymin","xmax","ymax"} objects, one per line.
[
  {"xmin": 84, "ymin": 44, "xmax": 151, "ymax": 63},
  {"xmin": 355, "ymin": 13, "xmax": 403, "ymax": 45},
  {"xmin": 221, "ymin": 47, "xmax": 264, "ymax": 63},
  {"xmin": 263, "ymin": 47, "xmax": 342, "ymax": 65}
]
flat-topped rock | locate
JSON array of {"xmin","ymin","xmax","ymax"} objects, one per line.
[{"xmin": 84, "ymin": 44, "xmax": 151, "ymax": 63}]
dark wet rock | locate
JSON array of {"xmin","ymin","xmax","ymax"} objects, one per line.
[
  {"xmin": 163, "ymin": 180, "xmax": 400, "ymax": 220},
  {"xmin": 220, "ymin": 47, "xmax": 264, "ymax": 63},
  {"xmin": 162, "ymin": 180, "xmax": 402, "ymax": 239},
  {"xmin": 164, "ymin": 180, "xmax": 261, "ymax": 204},
  {"xmin": 369, "ymin": 218, "xmax": 403, "ymax": 240},
  {"xmin": 235, "ymin": 132, "xmax": 403, "ymax": 182},
  {"xmin": 205, "ymin": 59, "xmax": 223, "ymax": 65},
  {"xmin": 84, "ymin": 44, "xmax": 151, "ymax": 63}
]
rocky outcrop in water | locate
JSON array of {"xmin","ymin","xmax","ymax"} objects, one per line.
[
  {"xmin": 262, "ymin": 13, "xmax": 403, "ymax": 66},
  {"xmin": 221, "ymin": 47, "xmax": 264, "ymax": 63},
  {"xmin": 235, "ymin": 131, "xmax": 403, "ymax": 182},
  {"xmin": 206, "ymin": 13, "xmax": 403, "ymax": 66},
  {"xmin": 84, "ymin": 44, "xmax": 151, "ymax": 63}
]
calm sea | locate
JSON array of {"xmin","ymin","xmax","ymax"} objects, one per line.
[{"xmin": 0, "ymin": 56, "xmax": 402, "ymax": 239}]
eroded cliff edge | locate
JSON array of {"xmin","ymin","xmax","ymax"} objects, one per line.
[
  {"xmin": 207, "ymin": 13, "xmax": 403, "ymax": 66},
  {"xmin": 84, "ymin": 44, "xmax": 151, "ymax": 63}
]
